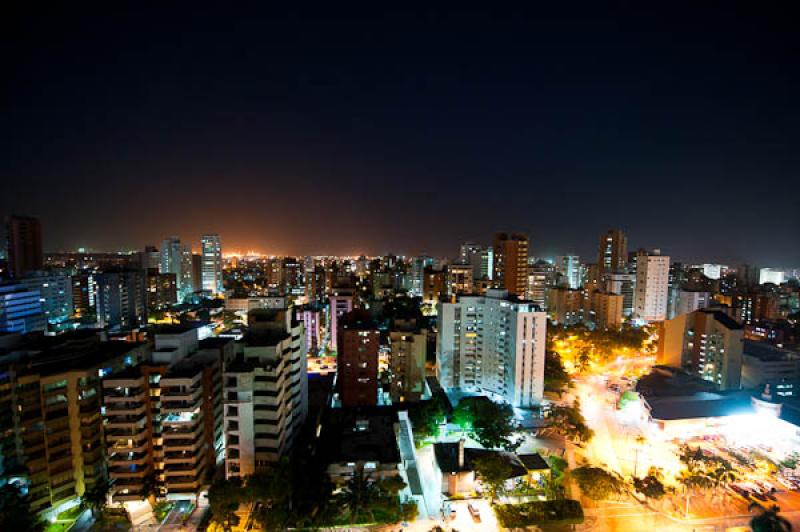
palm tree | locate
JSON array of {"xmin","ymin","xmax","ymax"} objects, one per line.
[
  {"xmin": 82, "ymin": 477, "xmax": 110, "ymax": 517},
  {"xmin": 749, "ymin": 502, "xmax": 792, "ymax": 532},
  {"xmin": 336, "ymin": 465, "xmax": 379, "ymax": 524}
]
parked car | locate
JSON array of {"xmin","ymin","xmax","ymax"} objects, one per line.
[{"xmin": 468, "ymin": 503, "xmax": 481, "ymax": 521}]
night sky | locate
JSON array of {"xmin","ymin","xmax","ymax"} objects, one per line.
[{"xmin": 2, "ymin": 5, "xmax": 798, "ymax": 265}]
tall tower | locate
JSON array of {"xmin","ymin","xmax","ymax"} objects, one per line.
[
  {"xmin": 160, "ymin": 237, "xmax": 193, "ymax": 299},
  {"xmin": 201, "ymin": 234, "xmax": 223, "ymax": 294},
  {"xmin": 598, "ymin": 229, "xmax": 628, "ymax": 276},
  {"xmin": 492, "ymin": 233, "xmax": 528, "ymax": 297},
  {"xmin": 6, "ymin": 215, "xmax": 43, "ymax": 277},
  {"xmin": 633, "ymin": 249, "xmax": 670, "ymax": 322}
]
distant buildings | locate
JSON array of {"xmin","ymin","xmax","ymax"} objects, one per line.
[
  {"xmin": 16, "ymin": 273, "xmax": 73, "ymax": 326},
  {"xmin": 6, "ymin": 215, "xmax": 43, "ymax": 278},
  {"xmin": 633, "ymin": 249, "xmax": 670, "ymax": 322},
  {"xmin": 547, "ymin": 287, "xmax": 583, "ymax": 326},
  {"xmin": 145, "ymin": 268, "xmax": 178, "ymax": 312},
  {"xmin": 760, "ymin": 268, "xmax": 785, "ymax": 286},
  {"xmin": 201, "ymin": 234, "xmax": 223, "ymax": 294},
  {"xmin": 527, "ymin": 259, "xmax": 554, "ymax": 308},
  {"xmin": 439, "ymin": 289, "xmax": 546, "ymax": 407}
]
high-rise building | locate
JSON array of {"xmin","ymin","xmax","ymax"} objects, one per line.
[
  {"xmin": 410, "ymin": 256, "xmax": 434, "ymax": 297},
  {"xmin": 6, "ymin": 215, "xmax": 43, "ymax": 278},
  {"xmin": 145, "ymin": 268, "xmax": 178, "ymax": 313},
  {"xmin": 460, "ymin": 242, "xmax": 486, "ymax": 280},
  {"xmin": 17, "ymin": 273, "xmax": 73, "ymax": 326},
  {"xmin": 527, "ymin": 259, "xmax": 554, "ymax": 308},
  {"xmin": 493, "ymin": 233, "xmax": 528, "ymax": 297},
  {"xmin": 605, "ymin": 272, "xmax": 636, "ymax": 316},
  {"xmin": 597, "ymin": 229, "xmax": 628, "ymax": 276},
  {"xmin": 337, "ymin": 310, "xmax": 380, "ymax": 407},
  {"xmin": 103, "ymin": 329, "xmax": 231, "ymax": 501},
  {"xmin": 633, "ymin": 249, "xmax": 670, "ymax": 322},
  {"xmin": 94, "ymin": 270, "xmax": 146, "ymax": 329},
  {"xmin": 160, "ymin": 237, "xmax": 193, "ymax": 300},
  {"xmin": 439, "ymin": 289, "xmax": 546, "ymax": 407},
  {"xmin": 555, "ymin": 255, "xmax": 581, "ymax": 289},
  {"xmin": 546, "ymin": 286, "xmax": 584, "ymax": 326},
  {"xmin": 0, "ymin": 282, "xmax": 46, "ymax": 333},
  {"xmin": 142, "ymin": 245, "xmax": 161, "ymax": 271},
  {"xmin": 447, "ymin": 263, "xmax": 473, "ymax": 296},
  {"xmin": 588, "ymin": 290, "xmax": 624, "ymax": 329},
  {"xmin": 674, "ymin": 289, "xmax": 711, "ymax": 317},
  {"xmin": 1, "ymin": 333, "xmax": 149, "ymax": 516},
  {"xmin": 201, "ymin": 234, "xmax": 223, "ymax": 294},
  {"xmin": 224, "ymin": 309, "xmax": 308, "ymax": 476},
  {"xmin": 423, "ymin": 265, "xmax": 446, "ymax": 304},
  {"xmin": 329, "ymin": 293, "xmax": 354, "ymax": 354},
  {"xmin": 657, "ymin": 309, "xmax": 743, "ymax": 390},
  {"xmin": 388, "ymin": 325, "xmax": 427, "ymax": 403}
]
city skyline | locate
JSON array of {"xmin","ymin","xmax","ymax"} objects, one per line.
[{"xmin": 2, "ymin": 5, "xmax": 799, "ymax": 265}]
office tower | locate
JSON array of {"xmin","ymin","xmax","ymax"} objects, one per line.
[
  {"xmin": 493, "ymin": 233, "xmax": 528, "ymax": 297},
  {"xmin": 447, "ymin": 263, "xmax": 473, "ymax": 296},
  {"xmin": 103, "ymin": 329, "xmax": 231, "ymax": 501},
  {"xmin": 1, "ymin": 334, "xmax": 149, "ymax": 515},
  {"xmin": 439, "ymin": 289, "xmax": 546, "ymax": 407},
  {"xmin": 760, "ymin": 268, "xmax": 785, "ymax": 285},
  {"xmin": 555, "ymin": 255, "xmax": 581, "ymax": 289},
  {"xmin": 597, "ymin": 229, "xmax": 628, "ymax": 276},
  {"xmin": 423, "ymin": 265, "xmax": 446, "ymax": 304},
  {"xmin": 283, "ymin": 257, "xmax": 303, "ymax": 295},
  {"xmin": 605, "ymin": 272, "xmax": 636, "ymax": 316},
  {"xmin": 142, "ymin": 245, "xmax": 161, "ymax": 271},
  {"xmin": 6, "ymin": 215, "xmax": 43, "ymax": 278},
  {"xmin": 296, "ymin": 303, "xmax": 324, "ymax": 356},
  {"xmin": 160, "ymin": 237, "xmax": 193, "ymax": 300},
  {"xmin": 411, "ymin": 256, "xmax": 434, "ymax": 297},
  {"xmin": 657, "ymin": 309, "xmax": 743, "ymax": 390},
  {"xmin": 588, "ymin": 290, "xmax": 624, "ymax": 329},
  {"xmin": 145, "ymin": 269, "xmax": 178, "ymax": 313},
  {"xmin": 547, "ymin": 286, "xmax": 584, "ymax": 326},
  {"xmin": 201, "ymin": 234, "xmax": 223, "ymax": 294},
  {"xmin": 633, "ymin": 249, "xmax": 670, "ymax": 322},
  {"xmin": 94, "ymin": 270, "xmax": 146, "ymax": 329},
  {"xmin": 224, "ymin": 309, "xmax": 308, "ymax": 476},
  {"xmin": 480, "ymin": 247, "xmax": 494, "ymax": 280},
  {"xmin": 329, "ymin": 293, "xmax": 354, "ymax": 354},
  {"xmin": 305, "ymin": 264, "xmax": 326, "ymax": 303},
  {"xmin": 527, "ymin": 259, "xmax": 554, "ymax": 308},
  {"xmin": 388, "ymin": 325, "xmax": 427, "ymax": 403},
  {"xmin": 0, "ymin": 282, "xmax": 46, "ymax": 333},
  {"xmin": 17, "ymin": 273, "xmax": 73, "ymax": 326},
  {"xmin": 337, "ymin": 310, "xmax": 380, "ymax": 407}
]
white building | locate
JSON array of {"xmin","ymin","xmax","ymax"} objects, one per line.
[
  {"xmin": 633, "ymin": 249, "xmax": 670, "ymax": 322},
  {"xmin": 699, "ymin": 264, "xmax": 725, "ymax": 280},
  {"xmin": 759, "ymin": 268, "xmax": 785, "ymax": 286},
  {"xmin": 201, "ymin": 234, "xmax": 223, "ymax": 294},
  {"xmin": 223, "ymin": 309, "xmax": 308, "ymax": 478},
  {"xmin": 675, "ymin": 289, "xmax": 711, "ymax": 317},
  {"xmin": 438, "ymin": 289, "xmax": 546, "ymax": 408}
]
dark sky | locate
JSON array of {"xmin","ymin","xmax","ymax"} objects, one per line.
[{"xmin": 2, "ymin": 4, "xmax": 798, "ymax": 265}]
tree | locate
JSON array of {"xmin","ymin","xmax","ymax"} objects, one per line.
[
  {"xmin": 473, "ymin": 453, "xmax": 513, "ymax": 503},
  {"xmin": 409, "ymin": 400, "xmax": 445, "ymax": 444},
  {"xmin": 572, "ymin": 466, "xmax": 625, "ymax": 501},
  {"xmin": 749, "ymin": 502, "xmax": 792, "ymax": 532},
  {"xmin": 0, "ymin": 483, "xmax": 45, "ymax": 532},
  {"xmin": 82, "ymin": 477, "xmax": 110, "ymax": 517},
  {"xmin": 550, "ymin": 401, "xmax": 593, "ymax": 444},
  {"xmin": 248, "ymin": 458, "xmax": 293, "ymax": 531},
  {"xmin": 208, "ymin": 478, "xmax": 244, "ymax": 531},
  {"xmin": 336, "ymin": 465, "xmax": 380, "ymax": 524},
  {"xmin": 452, "ymin": 397, "xmax": 520, "ymax": 451},
  {"xmin": 544, "ymin": 350, "xmax": 570, "ymax": 392},
  {"xmin": 633, "ymin": 475, "xmax": 665, "ymax": 500}
]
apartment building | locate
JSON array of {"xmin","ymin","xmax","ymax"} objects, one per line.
[{"xmin": 223, "ymin": 309, "xmax": 307, "ymax": 478}]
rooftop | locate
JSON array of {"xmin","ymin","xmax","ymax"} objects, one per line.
[
  {"xmin": 433, "ymin": 442, "xmax": 527, "ymax": 478},
  {"xmin": 321, "ymin": 407, "xmax": 401, "ymax": 465}
]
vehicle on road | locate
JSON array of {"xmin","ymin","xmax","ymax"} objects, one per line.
[{"xmin": 468, "ymin": 503, "xmax": 481, "ymax": 522}]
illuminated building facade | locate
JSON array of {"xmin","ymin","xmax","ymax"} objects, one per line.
[
  {"xmin": 493, "ymin": 233, "xmax": 528, "ymax": 297},
  {"xmin": 201, "ymin": 234, "xmax": 223, "ymax": 294},
  {"xmin": 439, "ymin": 289, "xmax": 546, "ymax": 407},
  {"xmin": 160, "ymin": 237, "xmax": 194, "ymax": 300},
  {"xmin": 633, "ymin": 249, "xmax": 670, "ymax": 322},
  {"xmin": 597, "ymin": 229, "xmax": 628, "ymax": 276}
]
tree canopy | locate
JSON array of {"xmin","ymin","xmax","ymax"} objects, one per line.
[
  {"xmin": 473, "ymin": 453, "xmax": 513, "ymax": 501},
  {"xmin": 572, "ymin": 466, "xmax": 626, "ymax": 500},
  {"xmin": 453, "ymin": 397, "xmax": 520, "ymax": 451}
]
